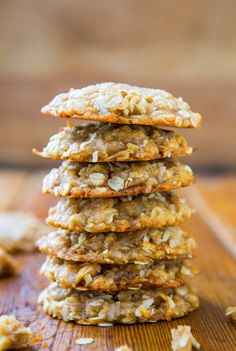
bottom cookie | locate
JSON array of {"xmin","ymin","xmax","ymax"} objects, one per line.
[{"xmin": 38, "ymin": 283, "xmax": 199, "ymax": 326}]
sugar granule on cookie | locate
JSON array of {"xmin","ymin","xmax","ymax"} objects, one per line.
[{"xmin": 171, "ymin": 325, "xmax": 200, "ymax": 351}]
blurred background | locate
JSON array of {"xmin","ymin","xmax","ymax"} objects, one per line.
[
  {"xmin": 1, "ymin": 2, "xmax": 236, "ymax": 342},
  {"xmin": 0, "ymin": 0, "xmax": 236, "ymax": 173}
]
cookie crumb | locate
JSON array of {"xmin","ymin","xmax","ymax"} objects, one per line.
[
  {"xmin": 76, "ymin": 337, "xmax": 94, "ymax": 345},
  {"xmin": 98, "ymin": 323, "xmax": 113, "ymax": 327},
  {"xmin": 171, "ymin": 325, "xmax": 200, "ymax": 351},
  {"xmin": 115, "ymin": 345, "xmax": 132, "ymax": 351},
  {"xmin": 226, "ymin": 306, "xmax": 236, "ymax": 322},
  {"xmin": 0, "ymin": 315, "xmax": 32, "ymax": 350}
]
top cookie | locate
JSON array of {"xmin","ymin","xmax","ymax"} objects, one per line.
[{"xmin": 41, "ymin": 82, "xmax": 201, "ymax": 128}]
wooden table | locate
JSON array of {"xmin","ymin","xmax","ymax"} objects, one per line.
[{"xmin": 0, "ymin": 171, "xmax": 235, "ymax": 351}]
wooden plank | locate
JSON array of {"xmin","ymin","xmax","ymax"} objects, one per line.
[
  {"xmin": 0, "ymin": 173, "xmax": 236, "ymax": 350},
  {"xmin": 9, "ymin": 171, "xmax": 57, "ymax": 218},
  {"xmin": 197, "ymin": 177, "xmax": 236, "ymax": 227},
  {"xmin": 183, "ymin": 179, "xmax": 236, "ymax": 259}
]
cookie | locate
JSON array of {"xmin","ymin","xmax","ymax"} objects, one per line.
[
  {"xmin": 0, "ymin": 315, "xmax": 32, "ymax": 349},
  {"xmin": 40, "ymin": 256, "xmax": 197, "ymax": 291},
  {"xmin": 41, "ymin": 83, "xmax": 201, "ymax": 128},
  {"xmin": 46, "ymin": 192, "xmax": 194, "ymax": 233},
  {"xmin": 0, "ymin": 211, "xmax": 49, "ymax": 253},
  {"xmin": 37, "ymin": 227, "xmax": 196, "ymax": 264},
  {"xmin": 33, "ymin": 124, "xmax": 192, "ymax": 162},
  {"xmin": 42, "ymin": 159, "xmax": 195, "ymax": 198},
  {"xmin": 38, "ymin": 283, "xmax": 199, "ymax": 325}
]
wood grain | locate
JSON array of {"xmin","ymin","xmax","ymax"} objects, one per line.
[
  {"xmin": 0, "ymin": 173, "xmax": 236, "ymax": 351},
  {"xmin": 1, "ymin": 0, "xmax": 236, "ymax": 79}
]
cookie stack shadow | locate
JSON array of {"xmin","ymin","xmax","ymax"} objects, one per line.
[{"xmin": 34, "ymin": 83, "xmax": 201, "ymax": 326}]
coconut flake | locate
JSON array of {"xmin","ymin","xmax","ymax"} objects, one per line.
[
  {"xmin": 76, "ymin": 337, "xmax": 94, "ymax": 345},
  {"xmin": 89, "ymin": 172, "xmax": 105, "ymax": 186},
  {"xmin": 141, "ymin": 298, "xmax": 154, "ymax": 309},
  {"xmin": 157, "ymin": 165, "xmax": 166, "ymax": 183},
  {"xmin": 171, "ymin": 325, "xmax": 200, "ymax": 351},
  {"xmin": 98, "ymin": 323, "xmax": 113, "ymax": 327},
  {"xmin": 226, "ymin": 306, "xmax": 236, "ymax": 321},
  {"xmin": 80, "ymin": 133, "xmax": 97, "ymax": 150},
  {"xmin": 108, "ymin": 176, "xmax": 125, "ymax": 191},
  {"xmin": 92, "ymin": 151, "xmax": 99, "ymax": 162},
  {"xmin": 88, "ymin": 299, "xmax": 104, "ymax": 307},
  {"xmin": 178, "ymin": 110, "xmax": 191, "ymax": 118},
  {"xmin": 84, "ymin": 274, "xmax": 93, "ymax": 285},
  {"xmin": 185, "ymin": 165, "xmax": 193, "ymax": 174}
]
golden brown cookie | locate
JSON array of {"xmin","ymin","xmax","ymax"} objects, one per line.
[
  {"xmin": 33, "ymin": 124, "xmax": 192, "ymax": 162},
  {"xmin": 42, "ymin": 159, "xmax": 195, "ymax": 198},
  {"xmin": 171, "ymin": 325, "xmax": 200, "ymax": 351},
  {"xmin": 0, "ymin": 211, "xmax": 49, "ymax": 253},
  {"xmin": 41, "ymin": 83, "xmax": 201, "ymax": 128},
  {"xmin": 40, "ymin": 256, "xmax": 197, "ymax": 291},
  {"xmin": 46, "ymin": 192, "xmax": 193, "ymax": 233},
  {"xmin": 0, "ymin": 315, "xmax": 32, "ymax": 349},
  {"xmin": 37, "ymin": 227, "xmax": 196, "ymax": 265},
  {"xmin": 38, "ymin": 283, "xmax": 199, "ymax": 325}
]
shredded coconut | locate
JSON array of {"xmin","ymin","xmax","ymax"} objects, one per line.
[
  {"xmin": 171, "ymin": 325, "xmax": 200, "ymax": 351},
  {"xmin": 76, "ymin": 337, "xmax": 94, "ymax": 345},
  {"xmin": 92, "ymin": 151, "xmax": 99, "ymax": 162},
  {"xmin": 226, "ymin": 306, "xmax": 236, "ymax": 322}
]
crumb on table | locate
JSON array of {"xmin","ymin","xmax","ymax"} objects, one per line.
[
  {"xmin": 0, "ymin": 315, "xmax": 32, "ymax": 351},
  {"xmin": 226, "ymin": 306, "xmax": 236, "ymax": 322},
  {"xmin": 75, "ymin": 337, "xmax": 94, "ymax": 345},
  {"xmin": 115, "ymin": 345, "xmax": 133, "ymax": 351}
]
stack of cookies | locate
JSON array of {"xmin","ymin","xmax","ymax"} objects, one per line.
[{"xmin": 34, "ymin": 83, "xmax": 201, "ymax": 326}]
